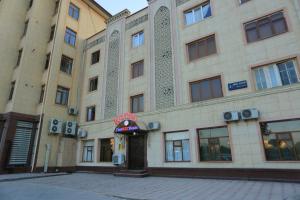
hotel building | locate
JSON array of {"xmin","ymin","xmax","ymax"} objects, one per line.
[
  {"xmin": 77, "ymin": 0, "xmax": 300, "ymax": 181},
  {"xmin": 0, "ymin": 0, "xmax": 110, "ymax": 173}
]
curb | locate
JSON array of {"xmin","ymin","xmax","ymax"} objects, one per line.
[{"xmin": 0, "ymin": 173, "xmax": 71, "ymax": 183}]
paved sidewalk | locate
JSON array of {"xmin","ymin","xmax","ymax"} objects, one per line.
[
  {"xmin": 0, "ymin": 172, "xmax": 69, "ymax": 182},
  {"xmin": 0, "ymin": 173, "xmax": 300, "ymax": 200}
]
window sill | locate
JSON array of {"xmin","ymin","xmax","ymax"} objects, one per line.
[
  {"xmin": 191, "ymin": 96, "xmax": 224, "ymax": 104},
  {"xmin": 60, "ymin": 71, "xmax": 72, "ymax": 76},
  {"xmin": 184, "ymin": 15, "xmax": 213, "ymax": 30},
  {"xmin": 165, "ymin": 161, "xmax": 191, "ymax": 163},
  {"xmin": 64, "ymin": 42, "xmax": 76, "ymax": 48},
  {"xmin": 246, "ymin": 31, "xmax": 289, "ymax": 45},
  {"xmin": 88, "ymin": 90, "xmax": 98, "ymax": 95},
  {"xmin": 187, "ymin": 52, "xmax": 218, "ymax": 65}
]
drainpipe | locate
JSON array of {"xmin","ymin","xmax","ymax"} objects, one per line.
[
  {"xmin": 43, "ymin": 144, "xmax": 51, "ymax": 173},
  {"xmin": 31, "ymin": 0, "xmax": 63, "ymax": 173}
]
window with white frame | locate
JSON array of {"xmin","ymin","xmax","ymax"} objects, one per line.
[
  {"xmin": 253, "ymin": 59, "xmax": 299, "ymax": 90},
  {"xmin": 184, "ymin": 1, "xmax": 211, "ymax": 26},
  {"xmin": 132, "ymin": 31, "xmax": 144, "ymax": 48},
  {"xmin": 165, "ymin": 131, "xmax": 190, "ymax": 162},
  {"xmin": 82, "ymin": 140, "xmax": 94, "ymax": 162}
]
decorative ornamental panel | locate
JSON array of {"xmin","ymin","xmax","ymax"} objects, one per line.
[
  {"xmin": 104, "ymin": 30, "xmax": 120, "ymax": 119},
  {"xmin": 154, "ymin": 7, "xmax": 175, "ymax": 110},
  {"xmin": 86, "ymin": 36, "xmax": 105, "ymax": 50},
  {"xmin": 176, "ymin": 0, "xmax": 192, "ymax": 7},
  {"xmin": 126, "ymin": 15, "xmax": 149, "ymax": 31}
]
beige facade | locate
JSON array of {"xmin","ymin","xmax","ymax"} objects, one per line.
[
  {"xmin": 77, "ymin": 0, "xmax": 300, "ymax": 180},
  {"xmin": 0, "ymin": 0, "xmax": 110, "ymax": 173}
]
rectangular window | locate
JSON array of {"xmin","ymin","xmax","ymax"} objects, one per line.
[
  {"xmin": 184, "ymin": 1, "xmax": 211, "ymax": 26},
  {"xmin": 54, "ymin": 0, "xmax": 59, "ymax": 15},
  {"xmin": 91, "ymin": 50, "xmax": 100, "ymax": 65},
  {"xmin": 69, "ymin": 3, "xmax": 80, "ymax": 20},
  {"xmin": 253, "ymin": 59, "xmax": 299, "ymax": 90},
  {"xmin": 131, "ymin": 60, "xmax": 144, "ymax": 79},
  {"xmin": 190, "ymin": 76, "xmax": 223, "ymax": 102},
  {"xmin": 198, "ymin": 127, "xmax": 232, "ymax": 161},
  {"xmin": 23, "ymin": 20, "xmax": 29, "ymax": 37},
  {"xmin": 130, "ymin": 94, "xmax": 144, "ymax": 113},
  {"xmin": 60, "ymin": 55, "xmax": 73, "ymax": 74},
  {"xmin": 28, "ymin": 0, "xmax": 33, "ymax": 9},
  {"xmin": 49, "ymin": 25, "xmax": 55, "ymax": 42},
  {"xmin": 240, "ymin": 0, "xmax": 251, "ymax": 4},
  {"xmin": 132, "ymin": 31, "xmax": 144, "ymax": 48},
  {"xmin": 64, "ymin": 28, "xmax": 76, "ymax": 46},
  {"xmin": 8, "ymin": 81, "xmax": 15, "ymax": 101},
  {"xmin": 165, "ymin": 131, "xmax": 190, "ymax": 162},
  {"xmin": 89, "ymin": 77, "xmax": 98, "ymax": 92},
  {"xmin": 55, "ymin": 86, "xmax": 69, "ymax": 105},
  {"xmin": 244, "ymin": 11, "xmax": 288, "ymax": 43},
  {"xmin": 261, "ymin": 120, "xmax": 300, "ymax": 161},
  {"xmin": 45, "ymin": 53, "xmax": 50, "ymax": 70},
  {"xmin": 39, "ymin": 85, "xmax": 45, "ymax": 103},
  {"xmin": 187, "ymin": 35, "xmax": 216, "ymax": 62},
  {"xmin": 100, "ymin": 138, "xmax": 114, "ymax": 162},
  {"xmin": 82, "ymin": 140, "xmax": 94, "ymax": 162},
  {"xmin": 86, "ymin": 106, "xmax": 95, "ymax": 122},
  {"xmin": 16, "ymin": 49, "xmax": 23, "ymax": 67}
]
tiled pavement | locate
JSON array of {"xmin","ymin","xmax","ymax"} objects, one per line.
[{"xmin": 0, "ymin": 173, "xmax": 300, "ymax": 200}]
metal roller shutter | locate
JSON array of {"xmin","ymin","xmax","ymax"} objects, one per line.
[{"xmin": 9, "ymin": 121, "xmax": 34, "ymax": 166}]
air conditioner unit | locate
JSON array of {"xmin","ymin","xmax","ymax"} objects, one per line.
[
  {"xmin": 78, "ymin": 128, "xmax": 88, "ymax": 138},
  {"xmin": 68, "ymin": 107, "xmax": 79, "ymax": 116},
  {"xmin": 241, "ymin": 108, "xmax": 260, "ymax": 120},
  {"xmin": 64, "ymin": 121, "xmax": 77, "ymax": 136},
  {"xmin": 223, "ymin": 111, "xmax": 240, "ymax": 122},
  {"xmin": 49, "ymin": 119, "xmax": 63, "ymax": 134},
  {"xmin": 148, "ymin": 122, "xmax": 161, "ymax": 131},
  {"xmin": 112, "ymin": 154, "xmax": 125, "ymax": 165}
]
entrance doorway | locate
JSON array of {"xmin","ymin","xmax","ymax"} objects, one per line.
[{"xmin": 128, "ymin": 135, "xmax": 145, "ymax": 170}]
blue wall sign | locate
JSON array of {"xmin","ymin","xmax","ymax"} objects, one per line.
[{"xmin": 228, "ymin": 80, "xmax": 248, "ymax": 91}]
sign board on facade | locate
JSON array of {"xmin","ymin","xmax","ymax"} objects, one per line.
[
  {"xmin": 113, "ymin": 112, "xmax": 137, "ymax": 125},
  {"xmin": 228, "ymin": 80, "xmax": 248, "ymax": 91}
]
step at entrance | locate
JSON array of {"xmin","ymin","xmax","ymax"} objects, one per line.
[{"xmin": 114, "ymin": 170, "xmax": 149, "ymax": 178}]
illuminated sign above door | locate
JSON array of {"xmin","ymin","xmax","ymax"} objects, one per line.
[{"xmin": 113, "ymin": 112, "xmax": 137, "ymax": 125}]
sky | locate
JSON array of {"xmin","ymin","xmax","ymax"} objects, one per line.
[{"xmin": 95, "ymin": 0, "xmax": 148, "ymax": 15}]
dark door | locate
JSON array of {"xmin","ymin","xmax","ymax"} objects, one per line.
[{"xmin": 128, "ymin": 135, "xmax": 145, "ymax": 170}]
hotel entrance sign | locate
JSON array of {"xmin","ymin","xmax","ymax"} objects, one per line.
[{"xmin": 113, "ymin": 112, "xmax": 137, "ymax": 125}]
